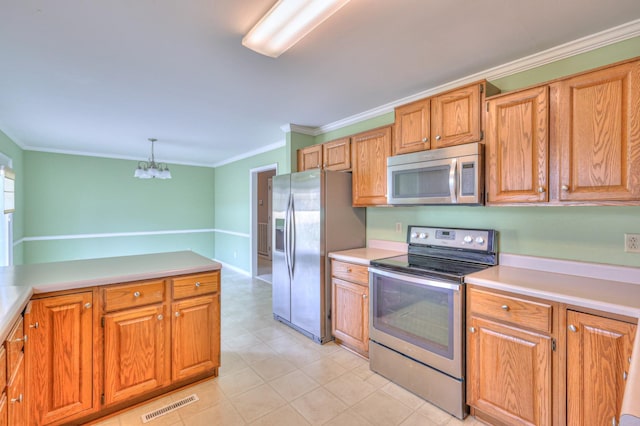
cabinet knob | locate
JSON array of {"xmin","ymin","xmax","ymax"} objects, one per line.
[
  {"xmin": 362, "ymin": 293, "xmax": 367, "ymax": 299},
  {"xmin": 568, "ymin": 324, "xmax": 577, "ymax": 332},
  {"xmin": 537, "ymin": 186, "xmax": 545, "ymax": 193},
  {"xmin": 133, "ymin": 291, "xmax": 141, "ymax": 298},
  {"xmin": 469, "ymin": 327, "xmax": 476, "ymax": 333},
  {"xmin": 435, "ymin": 135, "xmax": 441, "ymax": 141},
  {"xmin": 422, "ymin": 137, "xmax": 429, "ymax": 142},
  {"xmin": 561, "ymin": 184, "xmax": 569, "ymax": 191},
  {"xmin": 29, "ymin": 322, "xmax": 39, "ymax": 329},
  {"xmin": 84, "ymin": 302, "xmax": 92, "ymax": 309},
  {"xmin": 195, "ymin": 282, "xmax": 201, "ymax": 288},
  {"xmin": 346, "ymin": 268, "xmax": 352, "ymax": 273},
  {"xmin": 624, "ymin": 371, "xmax": 628, "ymax": 381},
  {"xmin": 157, "ymin": 314, "xmax": 164, "ymax": 321},
  {"xmin": 175, "ymin": 312, "xmax": 181, "ymax": 317},
  {"xmin": 10, "ymin": 394, "xmax": 23, "ymax": 404},
  {"xmin": 501, "ymin": 304, "xmax": 509, "ymax": 311},
  {"xmin": 13, "ymin": 336, "xmax": 26, "ymax": 343}
]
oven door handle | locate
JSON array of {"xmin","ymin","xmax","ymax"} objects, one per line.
[{"xmin": 368, "ymin": 267, "xmax": 461, "ymax": 292}]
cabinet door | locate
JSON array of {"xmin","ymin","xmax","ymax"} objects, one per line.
[
  {"xmin": 566, "ymin": 311, "xmax": 636, "ymax": 426},
  {"xmin": 297, "ymin": 145, "xmax": 322, "ymax": 172},
  {"xmin": 7, "ymin": 356, "xmax": 24, "ymax": 426},
  {"xmin": 486, "ymin": 86, "xmax": 549, "ymax": 204},
  {"xmin": 104, "ymin": 304, "xmax": 169, "ymax": 405},
  {"xmin": 172, "ymin": 294, "xmax": 220, "ymax": 381},
  {"xmin": 393, "ymin": 98, "xmax": 431, "ymax": 155},
  {"xmin": 331, "ymin": 277, "xmax": 369, "ymax": 355},
  {"xmin": 431, "ymin": 83, "xmax": 482, "ymax": 149},
  {"xmin": 0, "ymin": 393, "xmax": 7, "ymax": 426},
  {"xmin": 467, "ymin": 316, "xmax": 552, "ymax": 426},
  {"xmin": 26, "ymin": 293, "xmax": 94, "ymax": 425},
  {"xmin": 323, "ymin": 137, "xmax": 351, "ymax": 170},
  {"xmin": 552, "ymin": 60, "xmax": 640, "ymax": 201},
  {"xmin": 351, "ymin": 126, "xmax": 392, "ymax": 206}
]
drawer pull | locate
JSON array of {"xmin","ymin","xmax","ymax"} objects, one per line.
[
  {"xmin": 157, "ymin": 314, "xmax": 164, "ymax": 321},
  {"xmin": 568, "ymin": 324, "xmax": 577, "ymax": 332},
  {"xmin": 469, "ymin": 327, "xmax": 476, "ymax": 333},
  {"xmin": 84, "ymin": 302, "xmax": 92, "ymax": 309},
  {"xmin": 11, "ymin": 394, "xmax": 23, "ymax": 404},
  {"xmin": 29, "ymin": 322, "xmax": 39, "ymax": 329},
  {"xmin": 195, "ymin": 282, "xmax": 201, "ymax": 288},
  {"xmin": 133, "ymin": 291, "xmax": 141, "ymax": 298},
  {"xmin": 501, "ymin": 304, "xmax": 509, "ymax": 311}
]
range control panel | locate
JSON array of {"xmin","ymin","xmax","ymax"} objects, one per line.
[{"xmin": 408, "ymin": 225, "xmax": 494, "ymax": 252}]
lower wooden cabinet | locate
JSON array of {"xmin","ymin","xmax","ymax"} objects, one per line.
[
  {"xmin": 566, "ymin": 310, "xmax": 637, "ymax": 426},
  {"xmin": 25, "ymin": 292, "xmax": 94, "ymax": 425},
  {"xmin": 0, "ymin": 393, "xmax": 7, "ymax": 426},
  {"xmin": 103, "ymin": 304, "xmax": 169, "ymax": 405},
  {"xmin": 331, "ymin": 260, "xmax": 369, "ymax": 357},
  {"xmin": 172, "ymin": 294, "xmax": 220, "ymax": 381},
  {"xmin": 7, "ymin": 355, "xmax": 24, "ymax": 426}
]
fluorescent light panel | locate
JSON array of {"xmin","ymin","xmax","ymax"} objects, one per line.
[{"xmin": 243, "ymin": 0, "xmax": 351, "ymax": 58}]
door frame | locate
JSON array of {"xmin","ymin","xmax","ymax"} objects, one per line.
[{"xmin": 249, "ymin": 163, "xmax": 278, "ymax": 279}]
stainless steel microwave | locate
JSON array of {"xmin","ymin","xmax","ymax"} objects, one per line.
[{"xmin": 387, "ymin": 143, "xmax": 484, "ymax": 205}]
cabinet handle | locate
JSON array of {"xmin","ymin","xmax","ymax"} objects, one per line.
[
  {"xmin": 624, "ymin": 371, "xmax": 628, "ymax": 381},
  {"xmin": 537, "ymin": 186, "xmax": 545, "ymax": 193},
  {"xmin": 501, "ymin": 304, "xmax": 509, "ymax": 311},
  {"xmin": 157, "ymin": 314, "xmax": 164, "ymax": 321},
  {"xmin": 29, "ymin": 322, "xmax": 39, "ymax": 329},
  {"xmin": 195, "ymin": 282, "xmax": 201, "ymax": 288},
  {"xmin": 175, "ymin": 312, "xmax": 180, "ymax": 317},
  {"xmin": 612, "ymin": 416, "xmax": 617, "ymax": 426},
  {"xmin": 568, "ymin": 324, "xmax": 577, "ymax": 332},
  {"xmin": 435, "ymin": 135, "xmax": 441, "ymax": 141},
  {"xmin": 10, "ymin": 394, "xmax": 23, "ymax": 404},
  {"xmin": 13, "ymin": 336, "xmax": 26, "ymax": 343},
  {"xmin": 362, "ymin": 293, "xmax": 367, "ymax": 299},
  {"xmin": 84, "ymin": 302, "xmax": 92, "ymax": 309},
  {"xmin": 133, "ymin": 291, "xmax": 141, "ymax": 298},
  {"xmin": 422, "ymin": 137, "xmax": 429, "ymax": 142},
  {"xmin": 561, "ymin": 184, "xmax": 569, "ymax": 191},
  {"xmin": 469, "ymin": 327, "xmax": 476, "ymax": 333}
]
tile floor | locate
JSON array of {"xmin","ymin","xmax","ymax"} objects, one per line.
[{"xmin": 93, "ymin": 269, "xmax": 483, "ymax": 425}]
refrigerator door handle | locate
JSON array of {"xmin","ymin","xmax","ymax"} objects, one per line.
[
  {"xmin": 290, "ymin": 195, "xmax": 296, "ymax": 277},
  {"xmin": 284, "ymin": 194, "xmax": 292, "ymax": 281}
]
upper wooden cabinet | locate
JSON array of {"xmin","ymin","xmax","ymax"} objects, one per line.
[
  {"xmin": 551, "ymin": 60, "xmax": 640, "ymax": 202},
  {"xmin": 486, "ymin": 85, "xmax": 549, "ymax": 204},
  {"xmin": 566, "ymin": 311, "xmax": 636, "ymax": 426},
  {"xmin": 393, "ymin": 98, "xmax": 431, "ymax": 155},
  {"xmin": 351, "ymin": 126, "xmax": 392, "ymax": 206},
  {"xmin": 298, "ymin": 138, "xmax": 351, "ymax": 172},
  {"xmin": 297, "ymin": 144, "xmax": 322, "ymax": 171}
]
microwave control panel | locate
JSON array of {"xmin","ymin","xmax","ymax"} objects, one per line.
[{"xmin": 407, "ymin": 225, "xmax": 494, "ymax": 252}]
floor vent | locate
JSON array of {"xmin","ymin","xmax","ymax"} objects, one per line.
[{"xmin": 141, "ymin": 394, "xmax": 199, "ymax": 423}]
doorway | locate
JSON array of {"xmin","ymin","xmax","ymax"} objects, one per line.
[{"xmin": 250, "ymin": 164, "xmax": 277, "ymax": 283}]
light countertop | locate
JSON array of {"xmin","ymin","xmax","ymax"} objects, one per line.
[
  {"xmin": 328, "ymin": 248, "xmax": 405, "ymax": 265},
  {"xmin": 0, "ymin": 251, "xmax": 221, "ymax": 341}
]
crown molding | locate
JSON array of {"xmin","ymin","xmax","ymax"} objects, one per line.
[
  {"xmin": 212, "ymin": 139, "xmax": 286, "ymax": 168},
  {"xmin": 280, "ymin": 123, "xmax": 317, "ymax": 135},
  {"xmin": 313, "ymin": 18, "xmax": 640, "ymax": 135}
]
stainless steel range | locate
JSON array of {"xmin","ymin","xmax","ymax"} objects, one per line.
[{"xmin": 368, "ymin": 225, "xmax": 497, "ymax": 419}]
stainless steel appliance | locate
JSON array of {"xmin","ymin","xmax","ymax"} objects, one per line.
[
  {"xmin": 272, "ymin": 170, "xmax": 366, "ymax": 343},
  {"xmin": 387, "ymin": 142, "xmax": 484, "ymax": 205},
  {"xmin": 369, "ymin": 225, "xmax": 497, "ymax": 419}
]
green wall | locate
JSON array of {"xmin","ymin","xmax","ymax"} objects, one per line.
[
  {"xmin": 0, "ymin": 130, "xmax": 24, "ymax": 264},
  {"xmin": 23, "ymin": 151, "xmax": 215, "ymax": 263},
  {"xmin": 213, "ymin": 148, "xmax": 285, "ymax": 271}
]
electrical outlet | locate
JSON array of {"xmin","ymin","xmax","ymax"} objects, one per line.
[
  {"xmin": 395, "ymin": 222, "xmax": 402, "ymax": 233},
  {"xmin": 624, "ymin": 234, "xmax": 640, "ymax": 253}
]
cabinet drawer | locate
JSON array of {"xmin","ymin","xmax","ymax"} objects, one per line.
[
  {"xmin": 468, "ymin": 287, "xmax": 553, "ymax": 334},
  {"xmin": 0, "ymin": 346, "xmax": 5, "ymax": 392},
  {"xmin": 331, "ymin": 261, "xmax": 368, "ymax": 285},
  {"xmin": 172, "ymin": 272, "xmax": 219, "ymax": 300},
  {"xmin": 103, "ymin": 280, "xmax": 165, "ymax": 312},
  {"xmin": 5, "ymin": 318, "xmax": 23, "ymax": 379}
]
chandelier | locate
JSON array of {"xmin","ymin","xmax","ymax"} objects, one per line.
[{"xmin": 133, "ymin": 138, "xmax": 172, "ymax": 179}]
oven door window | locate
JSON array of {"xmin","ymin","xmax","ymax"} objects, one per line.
[{"xmin": 372, "ymin": 273, "xmax": 454, "ymax": 359}]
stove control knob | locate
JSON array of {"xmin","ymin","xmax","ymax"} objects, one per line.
[
  {"xmin": 475, "ymin": 236, "xmax": 485, "ymax": 245},
  {"xmin": 419, "ymin": 232, "xmax": 427, "ymax": 239},
  {"xmin": 411, "ymin": 232, "xmax": 418, "ymax": 239},
  {"xmin": 463, "ymin": 235, "xmax": 473, "ymax": 243}
]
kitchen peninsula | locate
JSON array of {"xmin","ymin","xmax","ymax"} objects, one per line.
[{"xmin": 0, "ymin": 250, "xmax": 221, "ymax": 425}]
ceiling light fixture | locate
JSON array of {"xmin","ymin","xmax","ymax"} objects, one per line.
[
  {"xmin": 134, "ymin": 138, "xmax": 172, "ymax": 179},
  {"xmin": 242, "ymin": 0, "xmax": 351, "ymax": 58}
]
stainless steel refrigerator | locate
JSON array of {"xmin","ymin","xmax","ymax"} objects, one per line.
[{"xmin": 272, "ymin": 169, "xmax": 366, "ymax": 343}]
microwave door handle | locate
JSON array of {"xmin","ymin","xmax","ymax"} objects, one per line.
[{"xmin": 449, "ymin": 158, "xmax": 458, "ymax": 203}]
